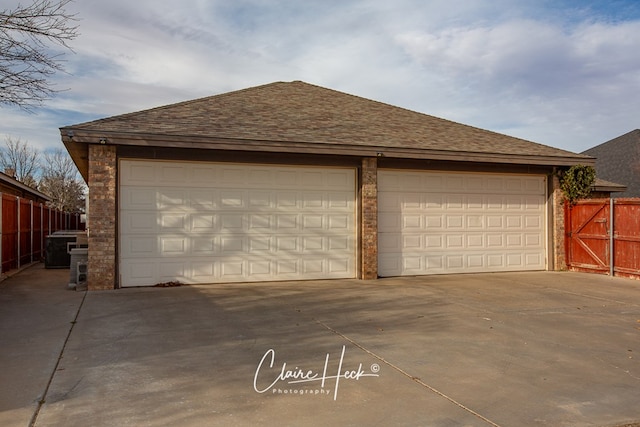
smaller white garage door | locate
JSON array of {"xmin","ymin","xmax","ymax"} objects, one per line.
[
  {"xmin": 378, "ymin": 170, "xmax": 547, "ymax": 276},
  {"xmin": 119, "ymin": 160, "xmax": 356, "ymax": 286}
]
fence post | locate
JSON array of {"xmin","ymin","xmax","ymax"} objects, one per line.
[
  {"xmin": 41, "ymin": 203, "xmax": 44, "ymax": 262},
  {"xmin": 610, "ymin": 198, "xmax": 614, "ymax": 277},
  {"xmin": 0, "ymin": 193, "xmax": 3, "ymax": 274},
  {"xmin": 17, "ymin": 196, "xmax": 20, "ymax": 268},
  {"xmin": 30, "ymin": 200, "xmax": 34, "ymax": 264}
]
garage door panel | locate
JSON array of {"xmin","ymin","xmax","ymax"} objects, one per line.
[
  {"xmin": 121, "ymin": 163, "xmax": 156, "ymax": 184},
  {"xmin": 192, "ymin": 261, "xmax": 215, "ymax": 279},
  {"xmin": 329, "ymin": 192, "xmax": 351, "ymax": 208},
  {"xmin": 426, "ymin": 235, "xmax": 443, "ymax": 248},
  {"xmin": 120, "ymin": 160, "xmax": 356, "ymax": 286},
  {"xmin": 249, "ymin": 191, "xmax": 271, "ymax": 207},
  {"xmin": 161, "ymin": 237, "xmax": 187, "ymax": 255},
  {"xmin": 121, "ymin": 236, "xmax": 157, "ymax": 257},
  {"xmin": 192, "ymin": 214, "xmax": 217, "ymax": 232},
  {"xmin": 329, "ymin": 258, "xmax": 350, "ymax": 274},
  {"xmin": 191, "ymin": 166, "xmax": 217, "ymax": 184},
  {"xmin": 525, "ymin": 234, "xmax": 542, "ymax": 246},
  {"xmin": 220, "ymin": 190, "xmax": 246, "ymax": 208},
  {"xmin": 192, "ymin": 237, "xmax": 216, "ymax": 254},
  {"xmin": 248, "ymin": 237, "xmax": 270, "ymax": 252},
  {"xmin": 249, "ymin": 214, "xmax": 272, "ymax": 229},
  {"xmin": 379, "ymin": 170, "xmax": 546, "ymax": 276},
  {"xmin": 120, "ymin": 188, "xmax": 156, "ymax": 210},
  {"xmin": 122, "ymin": 261, "xmax": 155, "ymax": 284},
  {"xmin": 159, "ymin": 190, "xmax": 188, "ymax": 209},
  {"xmin": 191, "ymin": 190, "xmax": 217, "ymax": 209},
  {"xmin": 159, "ymin": 165, "xmax": 189, "ymax": 184},
  {"xmin": 160, "ymin": 213, "xmax": 187, "ymax": 231},
  {"xmin": 121, "ymin": 212, "xmax": 157, "ymax": 234},
  {"xmin": 379, "ymin": 212, "xmax": 401, "ymax": 232}
]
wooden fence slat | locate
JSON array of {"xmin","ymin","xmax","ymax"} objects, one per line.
[
  {"xmin": 0, "ymin": 192, "xmax": 86, "ymax": 274},
  {"xmin": 566, "ymin": 198, "xmax": 640, "ymax": 280}
]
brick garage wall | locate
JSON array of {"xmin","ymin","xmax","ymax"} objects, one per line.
[
  {"xmin": 551, "ymin": 172, "xmax": 567, "ymax": 270},
  {"xmin": 361, "ymin": 157, "xmax": 378, "ymax": 279},
  {"xmin": 87, "ymin": 144, "xmax": 117, "ymax": 290}
]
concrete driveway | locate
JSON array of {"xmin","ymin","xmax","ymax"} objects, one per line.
[{"xmin": 1, "ymin": 264, "xmax": 639, "ymax": 427}]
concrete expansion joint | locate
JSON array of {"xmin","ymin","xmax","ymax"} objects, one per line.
[
  {"xmin": 28, "ymin": 289, "xmax": 88, "ymax": 427},
  {"xmin": 312, "ymin": 317, "xmax": 503, "ymax": 427}
]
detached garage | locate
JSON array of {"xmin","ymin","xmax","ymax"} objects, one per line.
[{"xmin": 60, "ymin": 81, "xmax": 594, "ymax": 290}]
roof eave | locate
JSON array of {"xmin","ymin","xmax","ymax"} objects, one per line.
[
  {"xmin": 593, "ymin": 185, "xmax": 628, "ymax": 193},
  {"xmin": 60, "ymin": 128, "xmax": 594, "ymax": 171},
  {"xmin": 0, "ymin": 173, "xmax": 52, "ymax": 201}
]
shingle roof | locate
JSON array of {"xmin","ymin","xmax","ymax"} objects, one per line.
[
  {"xmin": 583, "ymin": 129, "xmax": 640, "ymax": 198},
  {"xmin": 62, "ymin": 81, "xmax": 592, "ymax": 179},
  {"xmin": 592, "ymin": 178, "xmax": 627, "ymax": 193}
]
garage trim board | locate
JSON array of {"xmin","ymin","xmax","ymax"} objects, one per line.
[
  {"xmin": 119, "ymin": 160, "xmax": 357, "ymax": 287},
  {"xmin": 378, "ymin": 170, "xmax": 547, "ymax": 276}
]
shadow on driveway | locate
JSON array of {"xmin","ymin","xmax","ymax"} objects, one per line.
[{"xmin": 1, "ymin": 265, "xmax": 640, "ymax": 427}]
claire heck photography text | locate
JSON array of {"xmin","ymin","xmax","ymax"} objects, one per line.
[{"xmin": 253, "ymin": 345, "xmax": 380, "ymax": 401}]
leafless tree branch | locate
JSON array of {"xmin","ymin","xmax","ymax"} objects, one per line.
[{"xmin": 0, "ymin": 0, "xmax": 78, "ymax": 109}]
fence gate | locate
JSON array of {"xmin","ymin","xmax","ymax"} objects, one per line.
[
  {"xmin": 565, "ymin": 198, "xmax": 640, "ymax": 279},
  {"xmin": 613, "ymin": 199, "xmax": 640, "ymax": 279}
]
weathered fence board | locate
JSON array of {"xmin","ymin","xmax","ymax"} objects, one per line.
[
  {"xmin": 566, "ymin": 198, "xmax": 640, "ymax": 279},
  {"xmin": 0, "ymin": 193, "xmax": 84, "ymax": 275}
]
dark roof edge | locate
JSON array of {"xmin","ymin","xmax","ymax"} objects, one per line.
[
  {"xmin": 61, "ymin": 128, "xmax": 595, "ymax": 168},
  {"xmin": 592, "ymin": 178, "xmax": 627, "ymax": 193},
  {"xmin": 0, "ymin": 172, "xmax": 52, "ymax": 201}
]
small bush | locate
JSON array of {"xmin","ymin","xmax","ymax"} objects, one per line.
[{"xmin": 558, "ymin": 165, "xmax": 596, "ymax": 204}]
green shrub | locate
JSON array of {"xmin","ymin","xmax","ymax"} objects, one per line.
[{"xmin": 558, "ymin": 164, "xmax": 596, "ymax": 204}]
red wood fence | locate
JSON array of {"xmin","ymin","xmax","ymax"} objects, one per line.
[
  {"xmin": 565, "ymin": 198, "xmax": 640, "ymax": 280},
  {"xmin": 0, "ymin": 193, "xmax": 84, "ymax": 274}
]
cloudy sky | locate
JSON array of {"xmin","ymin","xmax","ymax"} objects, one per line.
[{"xmin": 2, "ymin": 0, "xmax": 640, "ymax": 155}]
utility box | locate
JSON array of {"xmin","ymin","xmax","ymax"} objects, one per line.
[
  {"xmin": 69, "ymin": 248, "xmax": 89, "ymax": 289},
  {"xmin": 45, "ymin": 231, "xmax": 88, "ymax": 269},
  {"xmin": 75, "ymin": 261, "xmax": 88, "ymax": 291}
]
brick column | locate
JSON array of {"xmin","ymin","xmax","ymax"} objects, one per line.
[
  {"xmin": 88, "ymin": 144, "xmax": 117, "ymax": 290},
  {"xmin": 361, "ymin": 157, "xmax": 378, "ymax": 279},
  {"xmin": 551, "ymin": 172, "xmax": 567, "ymax": 271}
]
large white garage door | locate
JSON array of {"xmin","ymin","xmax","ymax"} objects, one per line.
[
  {"xmin": 378, "ymin": 170, "xmax": 547, "ymax": 276},
  {"xmin": 119, "ymin": 160, "xmax": 356, "ymax": 287}
]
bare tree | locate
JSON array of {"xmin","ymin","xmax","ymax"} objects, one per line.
[
  {"xmin": 0, "ymin": 0, "xmax": 78, "ymax": 109},
  {"xmin": 38, "ymin": 148, "xmax": 85, "ymax": 211},
  {"xmin": 0, "ymin": 135, "xmax": 40, "ymax": 187}
]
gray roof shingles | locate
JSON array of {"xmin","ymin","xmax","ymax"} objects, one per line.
[
  {"xmin": 64, "ymin": 81, "xmax": 590, "ymax": 160},
  {"xmin": 583, "ymin": 129, "xmax": 640, "ymax": 197}
]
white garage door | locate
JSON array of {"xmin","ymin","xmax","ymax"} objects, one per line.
[
  {"xmin": 378, "ymin": 170, "xmax": 547, "ymax": 276},
  {"xmin": 119, "ymin": 160, "xmax": 356, "ymax": 287}
]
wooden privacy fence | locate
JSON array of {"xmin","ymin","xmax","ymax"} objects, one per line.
[
  {"xmin": 0, "ymin": 193, "xmax": 84, "ymax": 274},
  {"xmin": 565, "ymin": 198, "xmax": 640, "ymax": 280}
]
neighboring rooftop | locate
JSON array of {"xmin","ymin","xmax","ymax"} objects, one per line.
[{"xmin": 583, "ymin": 129, "xmax": 640, "ymax": 198}]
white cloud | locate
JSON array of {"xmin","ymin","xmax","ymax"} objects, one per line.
[
  {"xmin": 2, "ymin": 0, "xmax": 640, "ymax": 154},
  {"xmin": 393, "ymin": 15, "xmax": 640, "ymax": 149}
]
